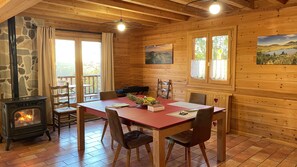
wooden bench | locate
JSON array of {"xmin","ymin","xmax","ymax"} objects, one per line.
[{"xmin": 186, "ymin": 89, "xmax": 232, "ymax": 133}]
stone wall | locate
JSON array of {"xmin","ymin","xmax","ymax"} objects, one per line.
[
  {"xmin": 0, "ymin": 21, "xmax": 10, "ymax": 99},
  {"xmin": 0, "ymin": 16, "xmax": 44, "ymax": 99}
]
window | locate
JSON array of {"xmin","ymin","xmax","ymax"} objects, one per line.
[
  {"xmin": 55, "ymin": 31, "xmax": 101, "ymax": 103},
  {"xmin": 191, "ymin": 37, "xmax": 206, "ymax": 79},
  {"xmin": 210, "ymin": 34, "xmax": 229, "ymax": 81},
  {"xmin": 188, "ymin": 27, "xmax": 236, "ymax": 90}
]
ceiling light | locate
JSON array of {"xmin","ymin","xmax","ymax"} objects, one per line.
[
  {"xmin": 117, "ymin": 19, "xmax": 126, "ymax": 32},
  {"xmin": 209, "ymin": 1, "xmax": 221, "ymax": 15}
]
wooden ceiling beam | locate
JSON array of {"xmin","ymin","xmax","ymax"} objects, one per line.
[
  {"xmin": 170, "ymin": 0, "xmax": 236, "ymax": 14},
  {"xmin": 219, "ymin": 0, "xmax": 254, "ymax": 9},
  {"xmin": 44, "ymin": 19, "xmax": 113, "ymax": 33},
  {"xmin": 121, "ymin": 0, "xmax": 208, "ymax": 18},
  {"xmin": 169, "ymin": 0, "xmax": 209, "ymax": 11},
  {"xmin": 0, "ymin": 0, "xmax": 10, "ymax": 8},
  {"xmin": 79, "ymin": 0, "xmax": 189, "ymax": 21},
  {"xmin": 265, "ymin": 0, "xmax": 289, "ymax": 5},
  {"xmin": 19, "ymin": 12, "xmax": 105, "ymax": 27},
  {"xmin": 32, "ymin": 2, "xmax": 157, "ymax": 27},
  {"xmin": 278, "ymin": 0, "xmax": 289, "ymax": 4},
  {"xmin": 0, "ymin": 0, "xmax": 41, "ymax": 23},
  {"xmin": 43, "ymin": 0, "xmax": 171, "ymax": 24},
  {"xmin": 20, "ymin": 11, "xmax": 148, "ymax": 32},
  {"xmin": 33, "ymin": 3, "xmax": 117, "ymax": 21},
  {"xmin": 22, "ymin": 9, "xmax": 109, "ymax": 24}
]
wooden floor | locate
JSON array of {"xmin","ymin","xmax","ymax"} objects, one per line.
[{"xmin": 0, "ymin": 119, "xmax": 296, "ymax": 167}]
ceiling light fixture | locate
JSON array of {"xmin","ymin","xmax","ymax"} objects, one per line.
[
  {"xmin": 117, "ymin": 19, "xmax": 126, "ymax": 32},
  {"xmin": 209, "ymin": 0, "xmax": 221, "ymax": 15}
]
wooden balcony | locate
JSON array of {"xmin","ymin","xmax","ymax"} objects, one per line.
[{"xmin": 57, "ymin": 75, "xmax": 100, "ymax": 102}]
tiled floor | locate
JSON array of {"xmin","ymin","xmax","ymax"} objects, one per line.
[{"xmin": 0, "ymin": 119, "xmax": 296, "ymax": 167}]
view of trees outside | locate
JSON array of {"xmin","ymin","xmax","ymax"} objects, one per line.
[
  {"xmin": 82, "ymin": 41, "xmax": 101, "ymax": 76},
  {"xmin": 194, "ymin": 37, "xmax": 207, "ymax": 60},
  {"xmin": 82, "ymin": 41, "xmax": 101, "ymax": 95},
  {"xmin": 212, "ymin": 35, "xmax": 229, "ymax": 60},
  {"xmin": 191, "ymin": 37, "xmax": 206, "ymax": 79},
  {"xmin": 211, "ymin": 35, "xmax": 228, "ymax": 80},
  {"xmin": 55, "ymin": 39, "xmax": 76, "ymax": 78}
]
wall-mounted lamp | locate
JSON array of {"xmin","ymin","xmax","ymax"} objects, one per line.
[
  {"xmin": 209, "ymin": 0, "xmax": 221, "ymax": 15},
  {"xmin": 117, "ymin": 19, "xmax": 126, "ymax": 32}
]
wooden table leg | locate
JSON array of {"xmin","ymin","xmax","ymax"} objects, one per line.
[
  {"xmin": 153, "ymin": 129, "xmax": 166, "ymax": 167},
  {"xmin": 77, "ymin": 106, "xmax": 85, "ymax": 150},
  {"xmin": 217, "ymin": 112, "xmax": 226, "ymax": 161}
]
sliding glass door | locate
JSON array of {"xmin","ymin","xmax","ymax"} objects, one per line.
[
  {"xmin": 55, "ymin": 33, "xmax": 101, "ymax": 103},
  {"xmin": 55, "ymin": 39, "xmax": 76, "ymax": 102},
  {"xmin": 81, "ymin": 41, "xmax": 101, "ymax": 102}
]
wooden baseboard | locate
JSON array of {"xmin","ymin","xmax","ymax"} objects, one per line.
[{"xmin": 230, "ymin": 129, "xmax": 297, "ymax": 148}]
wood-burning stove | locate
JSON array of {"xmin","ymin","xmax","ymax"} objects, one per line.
[{"xmin": 0, "ymin": 96, "xmax": 51, "ymax": 150}]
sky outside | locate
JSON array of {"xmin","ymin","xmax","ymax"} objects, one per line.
[
  {"xmin": 55, "ymin": 39, "xmax": 101, "ymax": 76},
  {"xmin": 258, "ymin": 34, "xmax": 297, "ymax": 46}
]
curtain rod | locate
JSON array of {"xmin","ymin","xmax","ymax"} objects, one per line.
[{"xmin": 56, "ymin": 28, "xmax": 102, "ymax": 35}]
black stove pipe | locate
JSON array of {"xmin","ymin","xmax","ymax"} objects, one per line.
[{"xmin": 8, "ymin": 17, "xmax": 19, "ymax": 98}]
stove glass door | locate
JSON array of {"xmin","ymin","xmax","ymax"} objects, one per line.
[{"xmin": 14, "ymin": 108, "xmax": 41, "ymax": 127}]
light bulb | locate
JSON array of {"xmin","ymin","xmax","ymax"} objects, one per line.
[
  {"xmin": 209, "ymin": 2, "xmax": 221, "ymax": 15},
  {"xmin": 117, "ymin": 21, "xmax": 126, "ymax": 32}
]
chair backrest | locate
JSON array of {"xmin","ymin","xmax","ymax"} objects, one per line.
[
  {"xmin": 190, "ymin": 107, "xmax": 214, "ymax": 146},
  {"xmin": 189, "ymin": 93, "xmax": 206, "ymax": 105},
  {"xmin": 105, "ymin": 108, "xmax": 127, "ymax": 148},
  {"xmin": 100, "ymin": 91, "xmax": 117, "ymax": 100},
  {"xmin": 156, "ymin": 79, "xmax": 172, "ymax": 99},
  {"xmin": 49, "ymin": 82, "xmax": 71, "ymax": 109}
]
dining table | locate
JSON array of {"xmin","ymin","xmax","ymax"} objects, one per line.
[{"xmin": 76, "ymin": 97, "xmax": 226, "ymax": 167}]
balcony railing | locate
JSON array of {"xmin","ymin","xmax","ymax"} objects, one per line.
[{"xmin": 57, "ymin": 74, "xmax": 101, "ymax": 101}]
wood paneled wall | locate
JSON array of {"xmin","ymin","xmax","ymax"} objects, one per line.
[
  {"xmin": 113, "ymin": 33, "xmax": 133, "ymax": 89},
  {"xmin": 231, "ymin": 94, "xmax": 297, "ymax": 145},
  {"xmin": 124, "ymin": 7, "xmax": 297, "ymax": 146}
]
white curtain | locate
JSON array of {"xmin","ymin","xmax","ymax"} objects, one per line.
[
  {"xmin": 37, "ymin": 27, "xmax": 56, "ymax": 124},
  {"xmin": 101, "ymin": 33, "xmax": 115, "ymax": 91}
]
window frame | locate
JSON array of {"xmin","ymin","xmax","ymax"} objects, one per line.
[{"xmin": 187, "ymin": 26, "xmax": 237, "ymax": 90}]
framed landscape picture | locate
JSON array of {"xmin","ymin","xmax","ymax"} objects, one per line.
[
  {"xmin": 257, "ymin": 34, "xmax": 297, "ymax": 65},
  {"xmin": 145, "ymin": 43, "xmax": 173, "ymax": 64}
]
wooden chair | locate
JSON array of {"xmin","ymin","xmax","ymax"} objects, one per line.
[
  {"xmin": 189, "ymin": 92, "xmax": 217, "ymax": 130},
  {"xmin": 156, "ymin": 79, "xmax": 172, "ymax": 99},
  {"xmin": 99, "ymin": 91, "xmax": 132, "ymax": 149},
  {"xmin": 106, "ymin": 108, "xmax": 153, "ymax": 167},
  {"xmin": 165, "ymin": 107, "xmax": 214, "ymax": 167},
  {"xmin": 189, "ymin": 92, "xmax": 207, "ymax": 149},
  {"xmin": 49, "ymin": 83, "xmax": 77, "ymax": 136},
  {"xmin": 189, "ymin": 92, "xmax": 206, "ymax": 105},
  {"xmin": 100, "ymin": 91, "xmax": 118, "ymax": 100}
]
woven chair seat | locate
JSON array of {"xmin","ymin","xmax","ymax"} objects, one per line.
[{"xmin": 54, "ymin": 107, "xmax": 76, "ymax": 114}]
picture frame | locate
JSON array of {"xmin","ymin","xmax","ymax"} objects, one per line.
[
  {"xmin": 145, "ymin": 43, "xmax": 173, "ymax": 64},
  {"xmin": 257, "ymin": 34, "xmax": 297, "ymax": 65}
]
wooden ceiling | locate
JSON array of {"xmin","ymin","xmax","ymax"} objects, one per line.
[{"xmin": 1, "ymin": 0, "xmax": 297, "ymax": 32}]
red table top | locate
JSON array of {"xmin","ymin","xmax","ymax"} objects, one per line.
[{"xmin": 79, "ymin": 97, "xmax": 224, "ymax": 130}]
